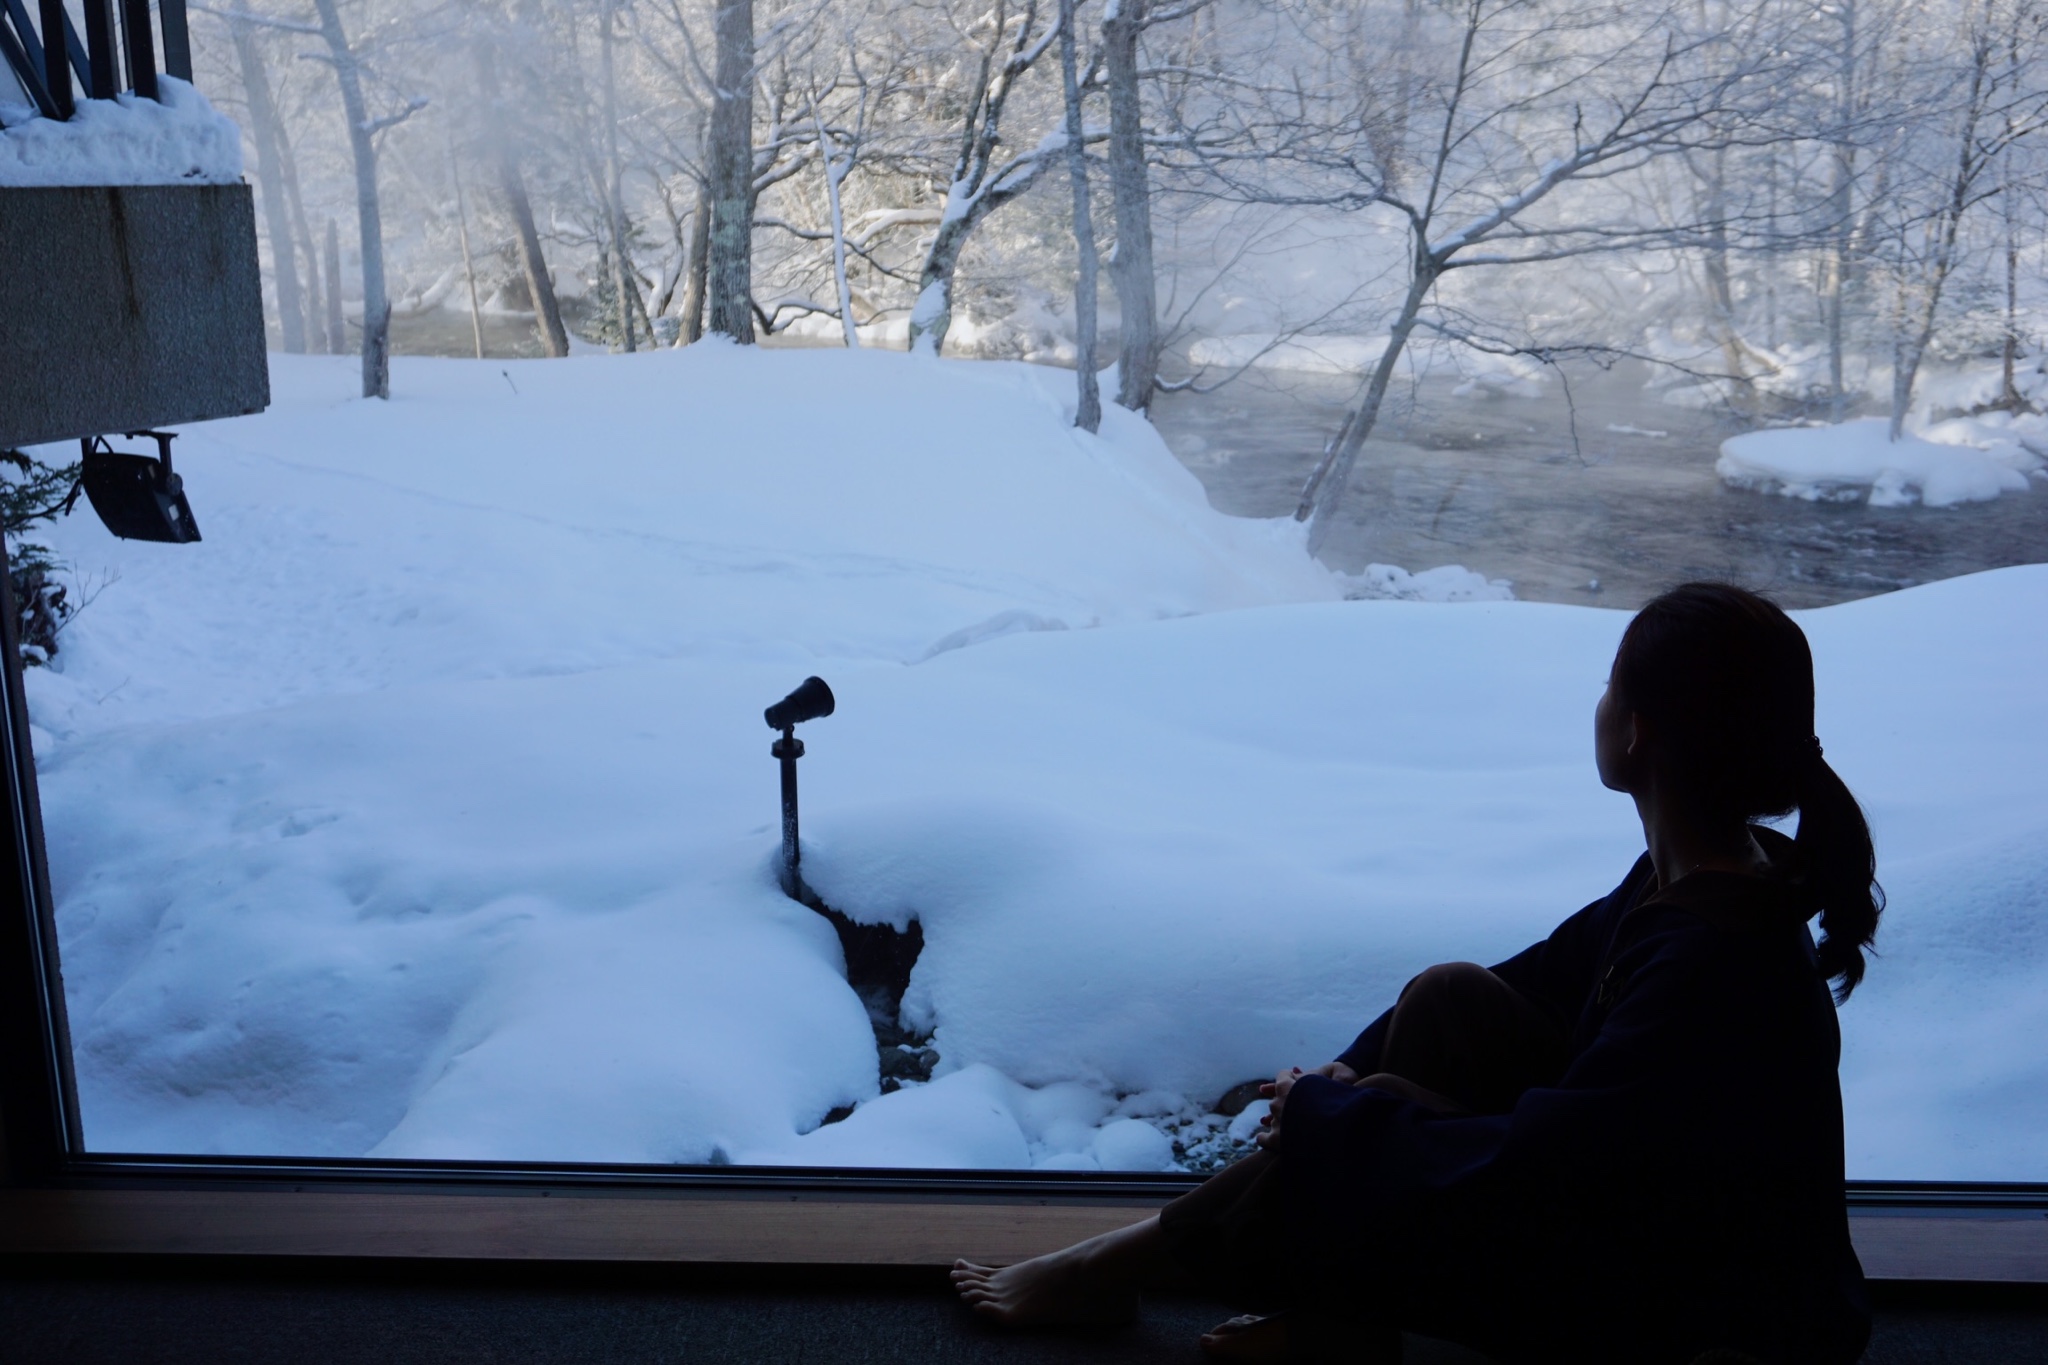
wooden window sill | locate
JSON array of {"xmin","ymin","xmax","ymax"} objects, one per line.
[{"xmin": 1, "ymin": 1187, "xmax": 2044, "ymax": 1282}]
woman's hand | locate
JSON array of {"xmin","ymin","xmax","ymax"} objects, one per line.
[
  {"xmin": 1257, "ymin": 1061, "xmax": 1360, "ymax": 1148},
  {"xmin": 1256, "ymin": 1067, "xmax": 1303, "ymax": 1149}
]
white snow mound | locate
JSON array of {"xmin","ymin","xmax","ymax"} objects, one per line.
[
  {"xmin": 1717, "ymin": 418, "xmax": 2039, "ymax": 507},
  {"xmin": 1340, "ymin": 563, "xmax": 1514, "ymax": 603}
]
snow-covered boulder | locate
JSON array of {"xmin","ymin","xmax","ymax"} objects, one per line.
[{"xmin": 1717, "ymin": 418, "xmax": 2040, "ymax": 507}]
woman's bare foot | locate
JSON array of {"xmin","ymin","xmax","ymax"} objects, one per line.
[
  {"xmin": 949, "ymin": 1215, "xmax": 1166, "ymax": 1327},
  {"xmin": 1199, "ymin": 1312, "xmax": 1290, "ymax": 1362},
  {"xmin": 949, "ymin": 1251, "xmax": 1137, "ymax": 1327}
]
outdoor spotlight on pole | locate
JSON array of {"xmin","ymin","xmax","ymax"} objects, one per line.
[{"xmin": 764, "ymin": 676, "xmax": 835, "ymax": 899}]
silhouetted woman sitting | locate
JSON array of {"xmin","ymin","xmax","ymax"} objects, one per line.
[{"xmin": 952, "ymin": 583, "xmax": 1878, "ymax": 1365}]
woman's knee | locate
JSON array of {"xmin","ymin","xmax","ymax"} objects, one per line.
[{"xmin": 1399, "ymin": 961, "xmax": 1495, "ymax": 1008}]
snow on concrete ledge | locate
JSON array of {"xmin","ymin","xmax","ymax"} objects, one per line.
[
  {"xmin": 1717, "ymin": 417, "xmax": 2041, "ymax": 508},
  {"xmin": 0, "ymin": 78, "xmax": 242, "ymax": 188}
]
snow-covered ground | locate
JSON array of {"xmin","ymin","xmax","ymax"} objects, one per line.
[
  {"xmin": 0, "ymin": 78, "xmax": 242, "ymax": 187},
  {"xmin": 20, "ymin": 347, "xmax": 2048, "ymax": 1178},
  {"xmin": 1719, "ymin": 417, "xmax": 2044, "ymax": 508}
]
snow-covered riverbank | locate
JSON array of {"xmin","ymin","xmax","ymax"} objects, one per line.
[{"xmin": 23, "ymin": 348, "xmax": 2048, "ymax": 1178}]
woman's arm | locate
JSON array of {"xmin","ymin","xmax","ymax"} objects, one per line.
[
  {"xmin": 1486, "ymin": 855, "xmax": 1652, "ymax": 1017},
  {"xmin": 1329, "ymin": 857, "xmax": 1649, "ymax": 1082}
]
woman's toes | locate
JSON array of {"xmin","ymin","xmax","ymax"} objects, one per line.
[
  {"xmin": 1199, "ymin": 1313, "xmax": 1287, "ymax": 1362},
  {"xmin": 1203, "ymin": 1314, "xmax": 1266, "ymax": 1336}
]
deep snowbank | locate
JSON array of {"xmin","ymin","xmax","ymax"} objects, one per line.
[
  {"xmin": 0, "ymin": 79, "xmax": 242, "ymax": 187},
  {"xmin": 22, "ymin": 350, "xmax": 2048, "ymax": 1178},
  {"xmin": 27, "ymin": 345, "xmax": 1337, "ymax": 738},
  {"xmin": 1718, "ymin": 418, "xmax": 2042, "ymax": 507}
]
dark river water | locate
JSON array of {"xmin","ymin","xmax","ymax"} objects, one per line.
[
  {"xmin": 385, "ymin": 315, "xmax": 2048, "ymax": 611},
  {"xmin": 1150, "ymin": 363, "xmax": 2048, "ymax": 610}
]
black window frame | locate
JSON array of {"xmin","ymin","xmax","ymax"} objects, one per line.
[{"xmin": 0, "ymin": 550, "xmax": 2042, "ymax": 1260}]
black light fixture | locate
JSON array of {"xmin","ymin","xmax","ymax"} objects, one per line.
[
  {"xmin": 764, "ymin": 676, "xmax": 835, "ymax": 900},
  {"xmin": 79, "ymin": 431, "xmax": 200, "ymax": 543}
]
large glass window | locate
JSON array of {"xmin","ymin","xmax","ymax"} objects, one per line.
[{"xmin": 7, "ymin": 0, "xmax": 2045, "ymax": 1188}]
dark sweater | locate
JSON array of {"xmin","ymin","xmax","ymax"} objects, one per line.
[{"xmin": 1286, "ymin": 830, "xmax": 1870, "ymax": 1365}]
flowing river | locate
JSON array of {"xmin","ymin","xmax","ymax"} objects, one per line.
[{"xmin": 1150, "ymin": 362, "xmax": 2048, "ymax": 609}]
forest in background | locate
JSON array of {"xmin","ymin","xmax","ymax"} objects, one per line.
[{"xmin": 201, "ymin": 0, "xmax": 2048, "ymax": 534}]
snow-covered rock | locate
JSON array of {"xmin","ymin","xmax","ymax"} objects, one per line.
[
  {"xmin": 1341, "ymin": 562, "xmax": 1515, "ymax": 603},
  {"xmin": 1717, "ymin": 418, "xmax": 2040, "ymax": 507}
]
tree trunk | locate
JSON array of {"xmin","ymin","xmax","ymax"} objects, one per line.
[
  {"xmin": 812, "ymin": 106, "xmax": 860, "ymax": 349},
  {"xmin": 1890, "ymin": 224, "xmax": 1970, "ymax": 442},
  {"xmin": 279, "ymin": 122, "xmax": 326, "ymax": 352},
  {"xmin": 452, "ymin": 152, "xmax": 485, "ymax": 359},
  {"xmin": 502, "ymin": 165, "xmax": 570, "ymax": 357},
  {"xmin": 1297, "ymin": 257, "xmax": 1437, "ymax": 552},
  {"xmin": 475, "ymin": 38, "xmax": 570, "ymax": 358},
  {"xmin": 2002, "ymin": 211, "xmax": 2022, "ymax": 409},
  {"xmin": 1058, "ymin": 0, "xmax": 1100, "ymax": 432},
  {"xmin": 909, "ymin": 213, "xmax": 972, "ymax": 355},
  {"xmin": 1763, "ymin": 148, "xmax": 1778, "ymax": 350},
  {"xmin": 311, "ymin": 0, "xmax": 389, "ymax": 399},
  {"xmin": 229, "ymin": 10, "xmax": 305, "ymax": 352},
  {"xmin": 600, "ymin": 0, "xmax": 635, "ymax": 351},
  {"xmin": 1890, "ymin": 45, "xmax": 1988, "ymax": 441},
  {"xmin": 1103, "ymin": 0, "xmax": 1157, "ymax": 413},
  {"xmin": 1698, "ymin": 140, "xmax": 1751, "ymax": 402},
  {"xmin": 324, "ymin": 218, "xmax": 346, "ymax": 355},
  {"xmin": 1825, "ymin": 0, "xmax": 1856, "ymax": 422},
  {"xmin": 681, "ymin": 179, "xmax": 710, "ymax": 344},
  {"xmin": 906, "ymin": 5, "xmax": 1060, "ymax": 356},
  {"xmin": 706, "ymin": 0, "xmax": 756, "ymax": 343}
]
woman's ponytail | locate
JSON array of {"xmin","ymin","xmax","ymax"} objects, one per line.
[
  {"xmin": 1614, "ymin": 583, "xmax": 1884, "ymax": 1003},
  {"xmin": 1793, "ymin": 743, "xmax": 1883, "ymax": 1002}
]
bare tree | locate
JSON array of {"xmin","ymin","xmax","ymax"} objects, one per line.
[
  {"xmin": 681, "ymin": 176, "xmax": 712, "ymax": 341},
  {"xmin": 1275, "ymin": 0, "xmax": 1804, "ymax": 548},
  {"xmin": 809, "ymin": 71, "xmax": 864, "ymax": 347},
  {"xmin": 601, "ymin": 0, "xmax": 638, "ymax": 351},
  {"xmin": 708, "ymin": 0, "xmax": 757, "ymax": 341},
  {"xmin": 323, "ymin": 217, "xmax": 346, "ymax": 355},
  {"xmin": 1101, "ymin": 0, "xmax": 1153, "ymax": 409},
  {"xmin": 226, "ymin": 5, "xmax": 308, "ymax": 352},
  {"xmin": 907, "ymin": 0, "xmax": 1064, "ymax": 354},
  {"xmin": 474, "ymin": 29, "xmax": 572, "ymax": 357},
  {"xmin": 1821, "ymin": 0, "xmax": 1859, "ymax": 419},
  {"xmin": 309, "ymin": 0, "xmax": 424, "ymax": 398},
  {"xmin": 1880, "ymin": 0, "xmax": 2047, "ymax": 438},
  {"xmin": 1056, "ymin": 0, "xmax": 1102, "ymax": 429}
]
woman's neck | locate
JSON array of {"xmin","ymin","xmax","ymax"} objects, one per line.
[{"xmin": 1635, "ymin": 788, "xmax": 1769, "ymax": 889}]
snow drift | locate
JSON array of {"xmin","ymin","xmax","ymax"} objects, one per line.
[{"xmin": 20, "ymin": 348, "xmax": 2048, "ymax": 1179}]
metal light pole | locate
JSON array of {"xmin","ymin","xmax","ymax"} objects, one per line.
[{"xmin": 763, "ymin": 676, "xmax": 834, "ymax": 898}]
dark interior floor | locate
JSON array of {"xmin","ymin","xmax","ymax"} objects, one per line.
[{"xmin": 2, "ymin": 1260, "xmax": 2044, "ymax": 1363}]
